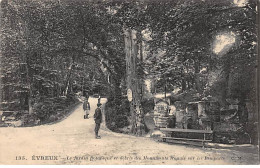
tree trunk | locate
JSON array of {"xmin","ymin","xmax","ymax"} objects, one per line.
[
  {"xmin": 180, "ymin": 67, "xmax": 186, "ymax": 92},
  {"xmin": 25, "ymin": 56, "xmax": 33, "ymax": 115},
  {"xmin": 28, "ymin": 95, "xmax": 33, "ymax": 114},
  {"xmin": 137, "ymin": 29, "xmax": 144, "ymax": 101},
  {"xmin": 181, "ymin": 79, "xmax": 186, "ymax": 92},
  {"xmin": 124, "ymin": 27, "xmax": 145, "ymax": 136},
  {"xmin": 223, "ymin": 58, "xmax": 231, "ymax": 102},
  {"xmin": 194, "ymin": 60, "xmax": 201, "ymax": 93},
  {"xmin": 64, "ymin": 56, "xmax": 75, "ymax": 96}
]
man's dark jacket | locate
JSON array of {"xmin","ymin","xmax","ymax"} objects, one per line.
[{"xmin": 94, "ymin": 107, "xmax": 102, "ymax": 124}]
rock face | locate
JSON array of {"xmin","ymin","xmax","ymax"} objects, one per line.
[
  {"xmin": 4, "ymin": 120, "xmax": 23, "ymax": 127},
  {"xmin": 150, "ymin": 130, "xmax": 166, "ymax": 139},
  {"xmin": 144, "ymin": 113, "xmax": 155, "ymax": 131}
]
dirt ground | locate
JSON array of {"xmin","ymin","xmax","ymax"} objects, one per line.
[{"xmin": 0, "ymin": 97, "xmax": 259, "ymax": 165}]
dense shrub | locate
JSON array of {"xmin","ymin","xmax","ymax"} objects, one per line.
[
  {"xmin": 21, "ymin": 114, "xmax": 39, "ymax": 126},
  {"xmin": 34, "ymin": 101, "xmax": 54, "ymax": 120},
  {"xmin": 105, "ymin": 96, "xmax": 154, "ymax": 133},
  {"xmin": 21, "ymin": 94, "xmax": 79, "ymax": 126},
  {"xmin": 141, "ymin": 98, "xmax": 155, "ymax": 114},
  {"xmin": 115, "ymin": 115, "xmax": 129, "ymax": 128},
  {"xmin": 105, "ymin": 96, "xmax": 130, "ymax": 131}
]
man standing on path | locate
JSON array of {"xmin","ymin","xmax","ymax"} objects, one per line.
[{"xmin": 94, "ymin": 103, "xmax": 102, "ymax": 139}]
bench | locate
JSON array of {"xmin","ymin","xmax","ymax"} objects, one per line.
[{"xmin": 160, "ymin": 128, "xmax": 213, "ymax": 147}]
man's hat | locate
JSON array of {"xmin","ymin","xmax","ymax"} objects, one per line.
[{"xmin": 97, "ymin": 103, "xmax": 102, "ymax": 106}]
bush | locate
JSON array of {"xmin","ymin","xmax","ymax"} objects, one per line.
[
  {"xmin": 141, "ymin": 98, "xmax": 155, "ymax": 114},
  {"xmin": 105, "ymin": 97, "xmax": 130, "ymax": 131},
  {"xmin": 49, "ymin": 114, "xmax": 58, "ymax": 122},
  {"xmin": 115, "ymin": 115, "xmax": 129, "ymax": 128},
  {"xmin": 21, "ymin": 114, "xmax": 39, "ymax": 126},
  {"xmin": 33, "ymin": 100, "xmax": 55, "ymax": 120},
  {"xmin": 105, "ymin": 97, "xmax": 154, "ymax": 133},
  {"xmin": 22, "ymin": 94, "xmax": 79, "ymax": 126}
]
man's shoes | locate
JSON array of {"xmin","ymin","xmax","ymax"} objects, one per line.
[{"xmin": 95, "ymin": 136, "xmax": 101, "ymax": 139}]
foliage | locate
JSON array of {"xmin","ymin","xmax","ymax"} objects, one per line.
[
  {"xmin": 23, "ymin": 94, "xmax": 79, "ymax": 126},
  {"xmin": 145, "ymin": 0, "xmax": 257, "ymax": 105},
  {"xmin": 141, "ymin": 98, "xmax": 155, "ymax": 115},
  {"xmin": 0, "ymin": 0, "xmax": 125, "ymax": 114},
  {"xmin": 105, "ymin": 97, "xmax": 130, "ymax": 131}
]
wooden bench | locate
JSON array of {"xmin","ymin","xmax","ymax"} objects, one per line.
[{"xmin": 160, "ymin": 128, "xmax": 213, "ymax": 147}]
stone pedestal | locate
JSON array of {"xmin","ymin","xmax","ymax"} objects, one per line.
[
  {"xmin": 198, "ymin": 101, "xmax": 206, "ymax": 117},
  {"xmin": 175, "ymin": 101, "xmax": 186, "ymax": 111},
  {"xmin": 174, "ymin": 101, "xmax": 186, "ymax": 129},
  {"xmin": 186, "ymin": 103, "xmax": 198, "ymax": 122},
  {"xmin": 246, "ymin": 101, "xmax": 255, "ymax": 122}
]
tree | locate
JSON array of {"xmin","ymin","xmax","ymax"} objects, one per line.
[{"xmin": 145, "ymin": 0, "xmax": 257, "ymax": 103}]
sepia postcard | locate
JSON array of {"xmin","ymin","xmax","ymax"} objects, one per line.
[{"xmin": 0, "ymin": 0, "xmax": 259, "ymax": 165}]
